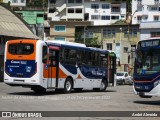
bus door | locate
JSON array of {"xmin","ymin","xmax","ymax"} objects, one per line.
[
  {"xmin": 108, "ymin": 53, "xmax": 116, "ymax": 86},
  {"xmin": 47, "ymin": 46, "xmax": 60, "ymax": 89}
]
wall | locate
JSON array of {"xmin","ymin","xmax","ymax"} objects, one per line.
[{"xmin": 50, "ymin": 21, "xmax": 91, "ymax": 42}]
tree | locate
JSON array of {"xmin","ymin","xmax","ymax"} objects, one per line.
[{"xmin": 126, "ymin": 0, "xmax": 132, "ymax": 12}]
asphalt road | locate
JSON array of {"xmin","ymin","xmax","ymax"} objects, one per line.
[{"xmin": 0, "ymin": 83, "xmax": 159, "ymax": 120}]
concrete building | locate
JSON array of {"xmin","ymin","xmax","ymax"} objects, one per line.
[
  {"xmin": 84, "ymin": 0, "xmax": 126, "ymax": 25},
  {"xmin": 132, "ymin": 0, "xmax": 160, "ymax": 24},
  {"xmin": 50, "ymin": 21, "xmax": 91, "ymax": 42},
  {"xmin": 3, "ymin": 0, "xmax": 26, "ymax": 8},
  {"xmin": 49, "ymin": 0, "xmax": 126, "ymax": 25},
  {"xmin": 0, "ymin": 4, "xmax": 38, "ymax": 82},
  {"xmin": 15, "ymin": 11, "xmax": 45, "ymax": 38},
  {"xmin": 140, "ymin": 21, "xmax": 160, "ymax": 40}
]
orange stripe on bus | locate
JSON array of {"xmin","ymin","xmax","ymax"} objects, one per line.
[
  {"xmin": 59, "ymin": 68, "xmax": 67, "ymax": 78},
  {"xmin": 6, "ymin": 39, "xmax": 37, "ymax": 60},
  {"xmin": 77, "ymin": 74, "xmax": 82, "ymax": 79}
]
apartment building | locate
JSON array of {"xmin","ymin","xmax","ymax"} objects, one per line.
[
  {"xmin": 84, "ymin": 0, "xmax": 126, "ymax": 25},
  {"xmin": 132, "ymin": 0, "xmax": 160, "ymax": 24},
  {"xmin": 132, "ymin": 0, "xmax": 160, "ymax": 40},
  {"xmin": 3, "ymin": 0, "xmax": 26, "ymax": 8},
  {"xmin": 49, "ymin": 0, "xmax": 126, "ymax": 25}
]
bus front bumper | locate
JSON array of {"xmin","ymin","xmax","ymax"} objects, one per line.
[{"xmin": 133, "ymin": 84, "xmax": 160, "ymax": 97}]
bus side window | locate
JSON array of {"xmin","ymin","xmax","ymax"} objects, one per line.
[
  {"xmin": 76, "ymin": 50, "xmax": 82, "ymax": 65},
  {"xmin": 81, "ymin": 51, "xmax": 87, "ymax": 65},
  {"xmin": 42, "ymin": 46, "xmax": 47, "ymax": 63},
  {"xmin": 100, "ymin": 54, "xmax": 107, "ymax": 67}
]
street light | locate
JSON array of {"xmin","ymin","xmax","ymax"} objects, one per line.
[
  {"xmin": 83, "ymin": 26, "xmax": 88, "ymax": 44},
  {"xmin": 126, "ymin": 10, "xmax": 138, "ymax": 74}
]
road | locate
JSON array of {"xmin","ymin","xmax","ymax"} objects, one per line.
[{"xmin": 0, "ymin": 83, "xmax": 159, "ymax": 120}]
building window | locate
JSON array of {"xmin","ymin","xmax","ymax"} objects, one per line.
[
  {"xmin": 121, "ymin": 15, "xmax": 125, "ymax": 19},
  {"xmin": 68, "ymin": 0, "xmax": 74, "ymax": 3},
  {"xmin": 111, "ymin": 16, "xmax": 119, "ymax": 20},
  {"xmin": 54, "ymin": 37, "xmax": 65, "ymax": 41},
  {"xmin": 91, "ymin": 15, "xmax": 99, "ymax": 20},
  {"xmin": 12, "ymin": 0, "xmax": 18, "ymax": 3},
  {"xmin": 133, "ymin": 29, "xmax": 138, "ymax": 37},
  {"xmin": 76, "ymin": 0, "xmax": 82, "ymax": 3},
  {"xmin": 143, "ymin": 16, "xmax": 148, "ymax": 20},
  {"xmin": 111, "ymin": 7, "xmax": 120, "ymax": 12},
  {"xmin": 68, "ymin": 8, "xmax": 74, "ymax": 13},
  {"xmin": 101, "ymin": 16, "xmax": 110, "ymax": 20},
  {"xmin": 124, "ymin": 29, "xmax": 137, "ymax": 38},
  {"xmin": 123, "ymin": 47, "xmax": 128, "ymax": 53},
  {"xmin": 86, "ymin": 31, "xmax": 93, "ymax": 38},
  {"xmin": 154, "ymin": 16, "xmax": 159, "ymax": 21},
  {"xmin": 137, "ymin": 6, "xmax": 142, "ymax": 11},
  {"xmin": 106, "ymin": 43, "xmax": 112, "ymax": 50},
  {"xmin": 137, "ymin": 16, "xmax": 142, "ymax": 21},
  {"xmin": 54, "ymin": 25, "xmax": 66, "ymax": 32},
  {"xmin": 102, "ymin": 4, "xmax": 110, "ymax": 9},
  {"xmin": 103, "ymin": 29, "xmax": 116, "ymax": 38},
  {"xmin": 91, "ymin": 4, "xmax": 99, "ymax": 9},
  {"xmin": 75, "ymin": 8, "xmax": 82, "ymax": 13},
  {"xmin": 21, "ymin": 0, "xmax": 25, "ymax": 3},
  {"xmin": 151, "ymin": 7, "xmax": 158, "ymax": 11},
  {"xmin": 151, "ymin": 32, "xmax": 160, "ymax": 37}
]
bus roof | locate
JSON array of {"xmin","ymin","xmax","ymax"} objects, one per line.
[
  {"xmin": 46, "ymin": 40, "xmax": 86, "ymax": 47},
  {"xmin": 46, "ymin": 40, "xmax": 108, "ymax": 53},
  {"xmin": 141, "ymin": 37, "xmax": 160, "ymax": 41}
]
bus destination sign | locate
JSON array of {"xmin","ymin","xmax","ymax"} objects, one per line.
[{"xmin": 140, "ymin": 40, "xmax": 160, "ymax": 48}]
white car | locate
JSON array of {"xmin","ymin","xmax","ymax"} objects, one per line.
[{"xmin": 116, "ymin": 72, "xmax": 132, "ymax": 85}]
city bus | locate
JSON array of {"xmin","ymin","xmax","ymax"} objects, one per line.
[
  {"xmin": 133, "ymin": 37, "xmax": 160, "ymax": 98},
  {"xmin": 4, "ymin": 39, "xmax": 116, "ymax": 93}
]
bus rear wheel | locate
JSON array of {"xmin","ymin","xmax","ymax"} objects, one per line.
[
  {"xmin": 63, "ymin": 78, "xmax": 73, "ymax": 93},
  {"xmin": 94, "ymin": 79, "xmax": 108, "ymax": 92}
]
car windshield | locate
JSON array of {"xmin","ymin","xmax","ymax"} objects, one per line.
[
  {"xmin": 135, "ymin": 48, "xmax": 160, "ymax": 75},
  {"xmin": 117, "ymin": 73, "xmax": 124, "ymax": 76}
]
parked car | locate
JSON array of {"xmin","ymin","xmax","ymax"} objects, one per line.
[{"xmin": 116, "ymin": 72, "xmax": 132, "ymax": 85}]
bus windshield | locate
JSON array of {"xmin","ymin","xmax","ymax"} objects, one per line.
[
  {"xmin": 8, "ymin": 44, "xmax": 34, "ymax": 55},
  {"xmin": 135, "ymin": 49, "xmax": 160, "ymax": 75}
]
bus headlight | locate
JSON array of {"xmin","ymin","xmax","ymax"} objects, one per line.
[{"xmin": 154, "ymin": 80, "xmax": 160, "ymax": 87}]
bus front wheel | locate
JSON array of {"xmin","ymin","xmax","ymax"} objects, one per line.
[
  {"xmin": 139, "ymin": 93, "xmax": 152, "ymax": 98},
  {"xmin": 100, "ymin": 79, "xmax": 108, "ymax": 91},
  {"xmin": 63, "ymin": 78, "xmax": 73, "ymax": 93}
]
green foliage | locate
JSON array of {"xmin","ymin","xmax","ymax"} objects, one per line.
[{"xmin": 126, "ymin": 0, "xmax": 132, "ymax": 12}]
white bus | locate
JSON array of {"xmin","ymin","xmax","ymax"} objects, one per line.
[
  {"xmin": 133, "ymin": 37, "xmax": 160, "ymax": 98},
  {"xmin": 4, "ymin": 39, "xmax": 116, "ymax": 93}
]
